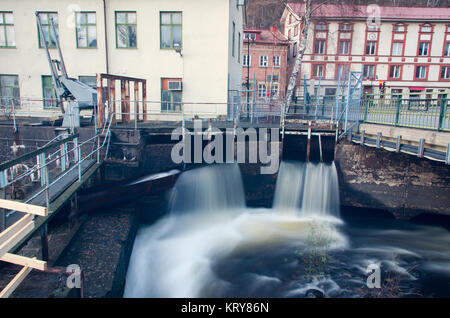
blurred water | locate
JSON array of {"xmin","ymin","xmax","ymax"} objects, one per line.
[{"xmin": 124, "ymin": 162, "xmax": 450, "ymax": 298}]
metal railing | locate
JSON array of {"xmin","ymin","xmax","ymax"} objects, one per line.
[
  {"xmin": 0, "ymin": 113, "xmax": 113, "ymax": 229},
  {"xmin": 361, "ymin": 93, "xmax": 450, "ymax": 131}
]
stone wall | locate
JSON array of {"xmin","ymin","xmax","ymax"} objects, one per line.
[{"xmin": 335, "ymin": 140, "xmax": 450, "ymax": 218}]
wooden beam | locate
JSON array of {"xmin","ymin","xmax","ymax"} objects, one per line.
[
  {"xmin": 0, "ymin": 254, "xmax": 47, "ymax": 271},
  {"xmin": 0, "ymin": 199, "xmax": 47, "ymax": 216},
  {"xmin": 134, "ymin": 81, "xmax": 140, "ymax": 121},
  {"xmin": 0, "ymin": 266, "xmax": 32, "ymax": 298},
  {"xmin": 97, "ymin": 74, "xmax": 104, "ymax": 128},
  {"xmin": 142, "ymin": 81, "xmax": 147, "ymax": 121},
  {"xmin": 0, "ymin": 214, "xmax": 32, "ymax": 246},
  {"xmin": 0, "ymin": 221, "xmax": 34, "ymax": 258}
]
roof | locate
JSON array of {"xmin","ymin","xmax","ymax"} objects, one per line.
[
  {"xmin": 286, "ymin": 3, "xmax": 450, "ymax": 21},
  {"xmin": 244, "ymin": 28, "xmax": 289, "ymax": 45}
]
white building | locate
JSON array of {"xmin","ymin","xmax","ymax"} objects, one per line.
[
  {"xmin": 282, "ymin": 3, "xmax": 450, "ymax": 99},
  {"xmin": 0, "ymin": 0, "xmax": 245, "ymax": 119}
]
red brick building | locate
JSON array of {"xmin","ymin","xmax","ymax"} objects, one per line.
[{"xmin": 242, "ymin": 28, "xmax": 289, "ymax": 103}]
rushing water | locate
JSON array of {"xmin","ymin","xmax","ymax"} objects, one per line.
[{"xmin": 124, "ymin": 162, "xmax": 450, "ymax": 298}]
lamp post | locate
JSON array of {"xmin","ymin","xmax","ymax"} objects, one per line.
[{"xmin": 245, "ymin": 34, "xmax": 255, "ymax": 119}]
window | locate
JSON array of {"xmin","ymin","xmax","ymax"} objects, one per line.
[
  {"xmin": 340, "ymin": 23, "xmax": 352, "ymax": 31},
  {"xmin": 447, "ymin": 26, "xmax": 450, "ymax": 33},
  {"xmin": 363, "ymin": 65, "xmax": 375, "ymax": 79},
  {"xmin": 288, "ymin": 29, "xmax": 291, "ymax": 39},
  {"xmin": 366, "ymin": 41, "xmax": 376, "ymax": 55},
  {"xmin": 444, "ymin": 42, "xmax": 450, "ymax": 56},
  {"xmin": 313, "ymin": 64, "xmax": 324, "ymax": 78},
  {"xmin": 293, "ymin": 42, "xmax": 297, "ymax": 57},
  {"xmin": 314, "ymin": 39, "xmax": 325, "ymax": 54},
  {"xmin": 42, "ymin": 75, "xmax": 58, "ymax": 108},
  {"xmin": 272, "ymin": 74, "xmax": 279, "ymax": 82},
  {"xmin": 78, "ymin": 76, "xmax": 96, "ymax": 88},
  {"xmin": 0, "ymin": 75, "xmax": 19, "ymax": 107},
  {"xmin": 339, "ymin": 40, "xmax": 350, "ymax": 55},
  {"xmin": 273, "ymin": 55, "xmax": 280, "ymax": 67},
  {"xmin": 393, "ymin": 24, "xmax": 405, "ymax": 32},
  {"xmin": 243, "ymin": 54, "xmax": 251, "ymax": 67},
  {"xmin": 232, "ymin": 22, "xmax": 235, "ymax": 57},
  {"xmin": 421, "ymin": 25, "xmax": 432, "ymax": 33},
  {"xmin": 335, "ymin": 64, "xmax": 346, "ymax": 79},
  {"xmin": 418, "ymin": 42, "xmax": 429, "ymax": 56},
  {"xmin": 389, "ymin": 65, "xmax": 401, "ymax": 79},
  {"xmin": 37, "ymin": 12, "xmax": 58, "ymax": 48},
  {"xmin": 76, "ymin": 12, "xmax": 97, "ymax": 48},
  {"xmin": 367, "ymin": 25, "xmax": 378, "ymax": 31},
  {"xmin": 441, "ymin": 66, "xmax": 450, "ymax": 79},
  {"xmin": 271, "ymin": 84, "xmax": 279, "ymax": 96},
  {"xmin": 315, "ymin": 23, "xmax": 326, "ymax": 31},
  {"xmin": 258, "ymin": 83, "xmax": 266, "ymax": 98},
  {"xmin": 294, "ymin": 25, "xmax": 299, "ymax": 36},
  {"xmin": 161, "ymin": 78, "xmax": 182, "ymax": 112},
  {"xmin": 0, "ymin": 12, "xmax": 15, "ymax": 47},
  {"xmin": 392, "ymin": 42, "xmax": 403, "ymax": 56},
  {"xmin": 415, "ymin": 66, "xmax": 427, "ymax": 79},
  {"xmin": 259, "ymin": 55, "xmax": 268, "ymax": 67},
  {"xmin": 116, "ymin": 11, "xmax": 137, "ymax": 48}
]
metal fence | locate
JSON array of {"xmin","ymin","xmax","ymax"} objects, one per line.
[{"xmin": 362, "ymin": 93, "xmax": 450, "ymax": 131}]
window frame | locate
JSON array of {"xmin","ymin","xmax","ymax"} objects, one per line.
[
  {"xmin": 418, "ymin": 41, "xmax": 430, "ymax": 57},
  {"xmin": 75, "ymin": 11, "xmax": 97, "ymax": 49},
  {"xmin": 363, "ymin": 64, "xmax": 376, "ymax": 80},
  {"xmin": 37, "ymin": 12, "xmax": 58, "ymax": 49},
  {"xmin": 0, "ymin": 11, "xmax": 15, "ymax": 48},
  {"xmin": 338, "ymin": 40, "xmax": 350, "ymax": 55},
  {"xmin": 41, "ymin": 75, "xmax": 58, "ymax": 109},
  {"xmin": 312, "ymin": 63, "xmax": 325, "ymax": 79},
  {"xmin": 273, "ymin": 55, "xmax": 281, "ymax": 67},
  {"xmin": 414, "ymin": 65, "xmax": 428, "ymax": 80},
  {"xmin": 365, "ymin": 41, "xmax": 377, "ymax": 55},
  {"xmin": 259, "ymin": 55, "xmax": 268, "ymax": 68},
  {"xmin": 257, "ymin": 83, "xmax": 267, "ymax": 98},
  {"xmin": 161, "ymin": 78, "xmax": 182, "ymax": 113},
  {"xmin": 115, "ymin": 11, "xmax": 137, "ymax": 49},
  {"xmin": 440, "ymin": 65, "xmax": 450, "ymax": 81},
  {"xmin": 388, "ymin": 65, "xmax": 402, "ymax": 80},
  {"xmin": 243, "ymin": 54, "xmax": 251, "ymax": 67},
  {"xmin": 0, "ymin": 74, "xmax": 20, "ymax": 107}
]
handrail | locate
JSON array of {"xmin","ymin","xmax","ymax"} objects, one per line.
[{"xmin": 0, "ymin": 134, "xmax": 79, "ymax": 172}]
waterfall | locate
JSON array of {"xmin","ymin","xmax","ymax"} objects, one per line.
[
  {"xmin": 170, "ymin": 163, "xmax": 245, "ymax": 215},
  {"xmin": 124, "ymin": 161, "xmax": 345, "ymax": 298},
  {"xmin": 274, "ymin": 161, "xmax": 340, "ymax": 217}
]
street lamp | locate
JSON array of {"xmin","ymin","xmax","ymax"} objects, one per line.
[{"xmin": 245, "ymin": 34, "xmax": 255, "ymax": 119}]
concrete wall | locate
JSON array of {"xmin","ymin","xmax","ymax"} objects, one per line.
[
  {"xmin": 335, "ymin": 140, "xmax": 450, "ymax": 218},
  {"xmin": 0, "ymin": 0, "xmax": 244, "ymax": 118}
]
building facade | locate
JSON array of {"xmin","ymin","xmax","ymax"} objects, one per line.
[
  {"xmin": 0, "ymin": 0, "xmax": 245, "ymax": 119},
  {"xmin": 282, "ymin": 3, "xmax": 450, "ymax": 100},
  {"xmin": 242, "ymin": 28, "xmax": 288, "ymax": 103}
]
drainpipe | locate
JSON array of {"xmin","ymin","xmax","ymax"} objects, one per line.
[{"xmin": 103, "ymin": 0, "xmax": 109, "ymax": 74}]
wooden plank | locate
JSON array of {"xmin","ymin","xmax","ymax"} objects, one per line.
[
  {"xmin": 0, "ymin": 214, "xmax": 32, "ymax": 246},
  {"xmin": 0, "ymin": 266, "xmax": 32, "ymax": 298},
  {"xmin": 0, "ymin": 254, "xmax": 47, "ymax": 271},
  {"xmin": 0, "ymin": 199, "xmax": 47, "ymax": 216},
  {"xmin": 0, "ymin": 221, "xmax": 34, "ymax": 258}
]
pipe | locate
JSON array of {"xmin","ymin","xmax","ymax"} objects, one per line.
[{"xmin": 103, "ymin": 0, "xmax": 109, "ymax": 74}]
